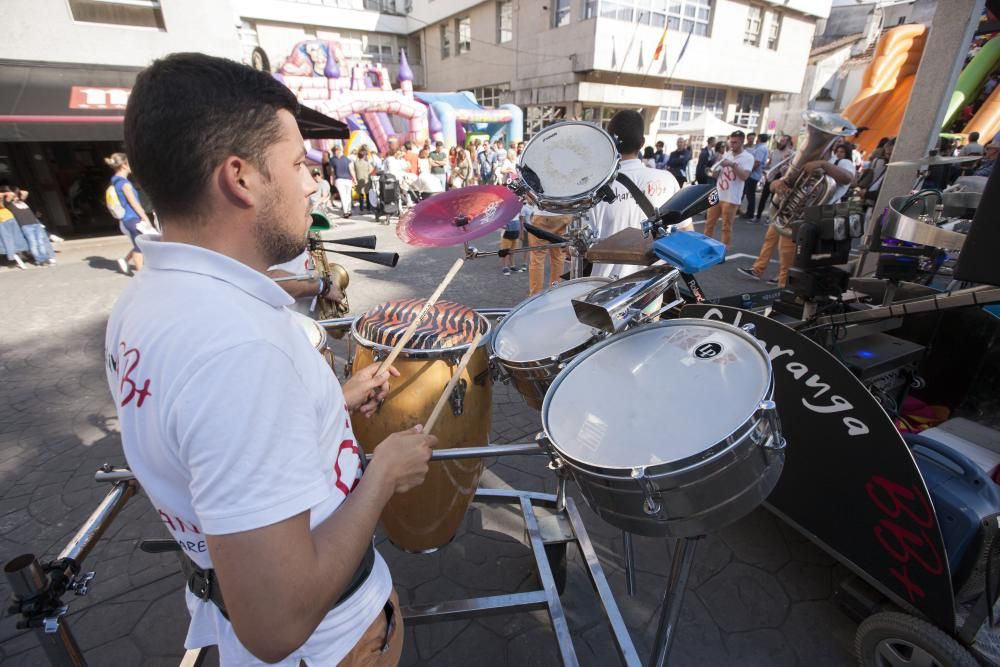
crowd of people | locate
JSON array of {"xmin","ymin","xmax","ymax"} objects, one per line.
[
  {"xmin": 0, "ymin": 185, "xmax": 59, "ymax": 269},
  {"xmin": 314, "ymin": 137, "xmax": 528, "ymax": 218}
]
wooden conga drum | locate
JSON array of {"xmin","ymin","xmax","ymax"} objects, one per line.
[{"xmin": 351, "ymin": 299, "xmax": 492, "ymax": 552}]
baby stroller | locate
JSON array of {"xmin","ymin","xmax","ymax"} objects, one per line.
[{"xmin": 373, "ymin": 172, "xmax": 400, "ymax": 225}]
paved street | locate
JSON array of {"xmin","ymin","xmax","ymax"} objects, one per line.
[{"xmin": 0, "ymin": 213, "xmax": 858, "ymax": 666}]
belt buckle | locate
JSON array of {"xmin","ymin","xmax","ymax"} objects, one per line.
[{"xmin": 192, "ymin": 569, "xmax": 213, "ymax": 601}]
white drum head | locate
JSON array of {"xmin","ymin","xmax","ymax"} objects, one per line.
[
  {"xmin": 543, "ymin": 321, "xmax": 771, "ymax": 469},
  {"xmin": 519, "ymin": 123, "xmax": 618, "ymax": 199},
  {"xmin": 493, "ymin": 279, "xmax": 608, "ymax": 363}
]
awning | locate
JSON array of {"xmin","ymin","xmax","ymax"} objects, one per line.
[
  {"xmin": 297, "ymin": 104, "xmax": 349, "ymax": 140},
  {"xmin": 0, "ymin": 61, "xmax": 138, "ymax": 142},
  {"xmin": 0, "ymin": 60, "xmax": 349, "ymax": 143}
]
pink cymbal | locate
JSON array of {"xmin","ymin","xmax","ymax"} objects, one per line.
[{"xmin": 396, "ymin": 185, "xmax": 522, "ymax": 247}]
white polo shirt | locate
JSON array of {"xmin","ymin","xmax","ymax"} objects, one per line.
[
  {"xmin": 828, "ymin": 155, "xmax": 857, "ymax": 204},
  {"xmin": 715, "ymin": 150, "xmax": 756, "ymax": 206},
  {"xmin": 104, "ymin": 235, "xmax": 391, "ymax": 667},
  {"xmin": 583, "ymin": 158, "xmax": 680, "ymax": 279}
]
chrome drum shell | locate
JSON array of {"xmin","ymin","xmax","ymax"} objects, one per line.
[{"xmin": 541, "ymin": 319, "xmax": 786, "ymax": 537}]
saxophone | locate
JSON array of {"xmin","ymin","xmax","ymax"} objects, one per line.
[
  {"xmin": 769, "ymin": 111, "xmax": 857, "ymax": 238},
  {"xmin": 309, "ymin": 212, "xmax": 350, "ymax": 323}
]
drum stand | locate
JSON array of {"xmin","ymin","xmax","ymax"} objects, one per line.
[
  {"xmin": 381, "ymin": 442, "xmax": 642, "ymax": 667},
  {"xmin": 648, "ymin": 537, "xmax": 702, "ymax": 667},
  {"xmin": 461, "ymin": 215, "xmax": 595, "ymax": 281}
]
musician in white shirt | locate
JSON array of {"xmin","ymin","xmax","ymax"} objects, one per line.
[
  {"xmin": 584, "ymin": 110, "xmax": 680, "ymax": 280},
  {"xmin": 703, "ymin": 130, "xmax": 755, "ymax": 247}
]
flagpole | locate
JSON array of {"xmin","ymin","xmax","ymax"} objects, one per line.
[{"xmin": 639, "ymin": 23, "xmax": 669, "ymax": 90}]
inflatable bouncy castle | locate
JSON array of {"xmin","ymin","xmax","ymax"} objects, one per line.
[{"xmin": 275, "ymin": 41, "xmax": 429, "ymax": 159}]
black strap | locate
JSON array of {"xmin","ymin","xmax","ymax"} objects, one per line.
[
  {"xmin": 182, "ymin": 539, "xmax": 376, "ymax": 620},
  {"xmin": 616, "ymin": 173, "xmax": 707, "ymax": 302},
  {"xmin": 615, "ymin": 173, "xmax": 656, "ymax": 217}
]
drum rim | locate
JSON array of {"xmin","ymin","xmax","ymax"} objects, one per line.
[
  {"xmin": 290, "ymin": 310, "xmax": 329, "ymax": 352},
  {"xmin": 516, "ymin": 121, "xmax": 621, "ymax": 209},
  {"xmin": 540, "ymin": 318, "xmax": 774, "ymax": 473},
  {"xmin": 491, "ymin": 276, "xmax": 611, "ymax": 367},
  {"xmin": 350, "ymin": 306, "xmax": 492, "ymax": 359}
]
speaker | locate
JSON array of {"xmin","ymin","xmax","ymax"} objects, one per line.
[{"xmin": 955, "ymin": 167, "xmax": 1000, "ymax": 286}]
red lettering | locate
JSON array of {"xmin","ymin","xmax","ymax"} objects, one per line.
[
  {"xmin": 866, "ymin": 476, "xmax": 934, "ymax": 529},
  {"xmin": 866, "ymin": 475, "xmax": 945, "ymax": 603},
  {"xmin": 158, "ymin": 510, "xmax": 176, "ymax": 531},
  {"xmin": 333, "ymin": 439, "xmax": 360, "ymax": 496},
  {"xmin": 156, "ymin": 509, "xmax": 200, "ymax": 535},
  {"xmin": 118, "ymin": 343, "xmax": 152, "ymax": 408},
  {"xmin": 874, "ymin": 519, "xmax": 944, "ymax": 575}
]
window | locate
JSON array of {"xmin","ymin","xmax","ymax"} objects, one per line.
[
  {"xmin": 594, "ymin": 1, "xmax": 709, "ymax": 34},
  {"xmin": 407, "ymin": 35, "xmax": 423, "ymax": 64},
  {"xmin": 497, "ymin": 0, "xmax": 513, "ymax": 43},
  {"xmin": 665, "ymin": 0, "xmax": 712, "ymax": 36},
  {"xmin": 526, "ymin": 106, "xmax": 566, "ymax": 137},
  {"xmin": 733, "ymin": 91, "xmax": 763, "ymax": 130},
  {"xmin": 658, "ymin": 85, "xmax": 726, "ymax": 130},
  {"xmin": 440, "ymin": 24, "xmax": 450, "ymax": 58},
  {"xmin": 364, "ymin": 34, "xmax": 395, "ymax": 63},
  {"xmin": 67, "ymin": 0, "xmax": 165, "ymax": 29},
  {"xmin": 766, "ymin": 11, "xmax": 781, "ymax": 50},
  {"xmin": 472, "ymin": 83, "xmax": 511, "ymax": 107},
  {"xmin": 456, "ymin": 17, "xmax": 471, "ymax": 54},
  {"xmin": 363, "ymin": 0, "xmax": 399, "ymax": 12},
  {"xmin": 552, "ymin": 0, "xmax": 571, "ymax": 28},
  {"xmin": 744, "ymin": 5, "xmax": 763, "ymax": 47}
]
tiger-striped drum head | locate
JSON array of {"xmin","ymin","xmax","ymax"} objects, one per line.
[{"xmin": 352, "ymin": 299, "xmax": 490, "ymax": 352}]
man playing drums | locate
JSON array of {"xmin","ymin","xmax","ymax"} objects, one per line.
[{"xmin": 105, "ymin": 53, "xmax": 434, "ymax": 666}]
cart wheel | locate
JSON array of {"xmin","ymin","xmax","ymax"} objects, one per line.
[
  {"xmin": 537, "ymin": 543, "xmax": 568, "ymax": 595},
  {"xmin": 856, "ymin": 611, "xmax": 978, "ymax": 667}
]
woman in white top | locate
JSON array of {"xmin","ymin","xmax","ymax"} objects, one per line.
[
  {"xmin": 451, "ymin": 148, "xmax": 473, "ymax": 189},
  {"xmin": 642, "ymin": 146, "xmax": 657, "ymax": 169},
  {"xmin": 415, "ymin": 148, "xmax": 443, "ymax": 196},
  {"xmin": 499, "ymin": 149, "xmax": 518, "ymax": 184}
]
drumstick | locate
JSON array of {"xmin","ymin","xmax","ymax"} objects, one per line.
[
  {"xmin": 375, "ymin": 258, "xmax": 464, "ymax": 375},
  {"xmin": 423, "ymin": 329, "xmax": 483, "ymax": 435}
]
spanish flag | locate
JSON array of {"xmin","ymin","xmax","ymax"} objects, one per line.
[{"xmin": 653, "ymin": 24, "xmax": 668, "ymax": 61}]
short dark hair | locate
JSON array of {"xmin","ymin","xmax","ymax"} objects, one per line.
[
  {"xmin": 729, "ymin": 130, "xmax": 746, "ymax": 140},
  {"xmin": 607, "ymin": 110, "xmax": 645, "ymax": 154},
  {"xmin": 758, "ymin": 134, "xmax": 770, "ymax": 142},
  {"xmin": 124, "ymin": 53, "xmax": 299, "ymax": 221},
  {"xmin": 706, "ymin": 136, "xmax": 716, "ymax": 144},
  {"xmin": 970, "ymin": 131, "xmax": 981, "ymax": 142}
]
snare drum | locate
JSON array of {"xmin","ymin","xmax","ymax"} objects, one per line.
[
  {"xmin": 491, "ymin": 277, "xmax": 611, "ymax": 410},
  {"xmin": 290, "ymin": 311, "xmax": 333, "ymax": 367},
  {"xmin": 512, "ymin": 121, "xmax": 621, "ymax": 214},
  {"xmin": 541, "ymin": 319, "xmax": 785, "ymax": 538},
  {"xmin": 350, "ymin": 299, "xmax": 492, "ymax": 553}
]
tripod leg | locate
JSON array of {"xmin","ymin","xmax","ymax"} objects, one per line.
[
  {"xmin": 623, "ymin": 531, "xmax": 636, "ymax": 597},
  {"xmin": 649, "ymin": 537, "xmax": 700, "ymax": 667}
]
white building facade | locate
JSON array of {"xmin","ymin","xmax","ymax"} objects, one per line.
[{"xmin": 408, "ymin": 0, "xmax": 831, "ymax": 144}]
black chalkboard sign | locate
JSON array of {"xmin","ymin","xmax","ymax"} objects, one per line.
[{"xmin": 681, "ymin": 305, "xmax": 955, "ymax": 631}]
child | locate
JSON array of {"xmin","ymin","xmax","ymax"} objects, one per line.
[{"xmin": 500, "ymin": 206, "xmax": 528, "ymax": 275}]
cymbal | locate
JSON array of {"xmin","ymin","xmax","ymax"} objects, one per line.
[
  {"xmin": 888, "ymin": 154, "xmax": 982, "ymax": 167},
  {"xmin": 396, "ymin": 186, "xmax": 522, "ymax": 247}
]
